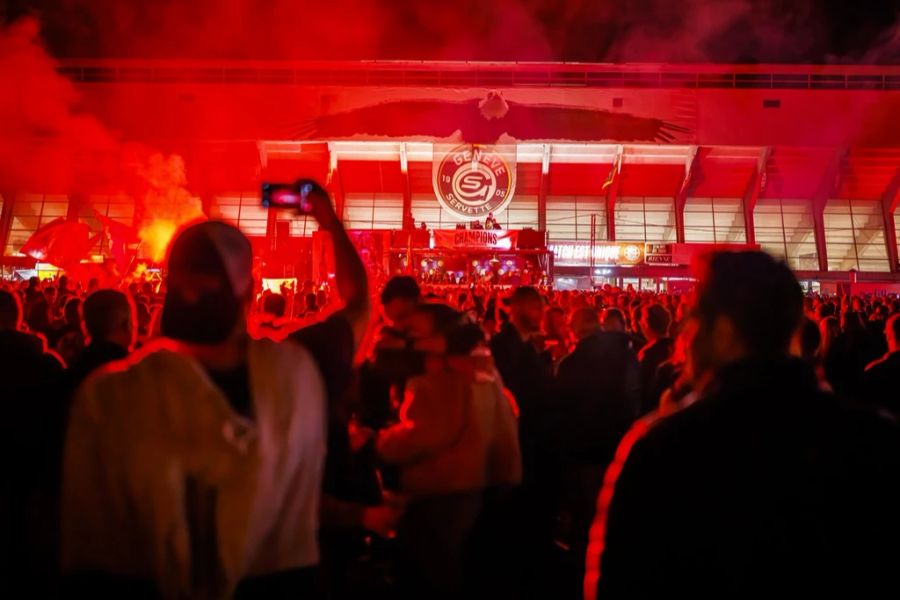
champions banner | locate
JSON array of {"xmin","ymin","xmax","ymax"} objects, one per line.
[
  {"xmin": 433, "ymin": 144, "xmax": 518, "ymax": 221},
  {"xmin": 434, "ymin": 229, "xmax": 519, "ymax": 251}
]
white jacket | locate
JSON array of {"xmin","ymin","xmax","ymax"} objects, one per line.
[{"xmin": 61, "ymin": 337, "xmax": 326, "ymax": 599}]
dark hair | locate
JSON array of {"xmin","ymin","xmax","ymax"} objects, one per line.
[
  {"xmin": 0, "ymin": 290, "xmax": 22, "ymax": 330},
  {"xmin": 305, "ymin": 292, "xmax": 317, "ymax": 308},
  {"xmin": 817, "ymin": 302, "xmax": 836, "ymax": 320},
  {"xmin": 414, "ymin": 303, "xmax": 461, "ymax": 337},
  {"xmin": 643, "ymin": 303, "xmax": 672, "ymax": 337},
  {"xmin": 263, "ymin": 293, "xmax": 287, "ymax": 318},
  {"xmin": 696, "ymin": 251, "xmax": 802, "ymax": 356},
  {"xmin": 798, "ymin": 317, "xmax": 821, "ymax": 364},
  {"xmin": 841, "ymin": 310, "xmax": 865, "ymax": 336},
  {"xmin": 446, "ymin": 322, "xmax": 486, "ymax": 356},
  {"xmin": 508, "ymin": 286, "xmax": 542, "ymax": 305},
  {"xmin": 26, "ymin": 298, "xmax": 51, "ymax": 333},
  {"xmin": 381, "ymin": 276, "xmax": 421, "ymax": 306},
  {"xmin": 603, "ymin": 308, "xmax": 626, "ymax": 325},
  {"xmin": 83, "ymin": 290, "xmax": 132, "ymax": 342},
  {"xmin": 65, "ymin": 297, "xmax": 82, "ymax": 325}
]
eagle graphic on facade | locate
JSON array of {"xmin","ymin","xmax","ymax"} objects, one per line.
[{"xmin": 294, "ymin": 91, "xmax": 691, "ymax": 144}]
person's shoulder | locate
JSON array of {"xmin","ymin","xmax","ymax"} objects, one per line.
[
  {"xmin": 628, "ymin": 394, "xmax": 723, "ymax": 456},
  {"xmin": 490, "ymin": 325, "xmax": 518, "ymax": 348},
  {"xmin": 0, "ymin": 329, "xmax": 44, "ymax": 355},
  {"xmin": 865, "ymin": 351, "xmax": 900, "ymax": 374},
  {"xmin": 287, "ymin": 313, "xmax": 352, "ymax": 346},
  {"xmin": 82, "ymin": 339, "xmax": 182, "ymax": 387}
]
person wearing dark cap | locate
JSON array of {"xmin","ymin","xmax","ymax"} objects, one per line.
[
  {"xmin": 61, "ymin": 184, "xmax": 370, "ymax": 598},
  {"xmin": 585, "ymin": 251, "xmax": 900, "ymax": 599}
]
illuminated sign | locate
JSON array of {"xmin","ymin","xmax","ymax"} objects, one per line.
[
  {"xmin": 549, "ymin": 242, "xmax": 644, "ymax": 266},
  {"xmin": 433, "ymin": 145, "xmax": 516, "ymax": 220},
  {"xmin": 644, "ymin": 243, "xmax": 673, "ymax": 264}
]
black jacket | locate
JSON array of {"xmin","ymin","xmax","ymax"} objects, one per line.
[
  {"xmin": 491, "ymin": 323, "xmax": 553, "ymax": 490},
  {"xmin": 66, "ymin": 341, "xmax": 129, "ymax": 395},
  {"xmin": 490, "ymin": 324, "xmax": 553, "ymax": 434},
  {"xmin": 862, "ymin": 351, "xmax": 900, "ymax": 419},
  {"xmin": 637, "ymin": 337, "xmax": 674, "ymax": 415},
  {"xmin": 590, "ymin": 358, "xmax": 900, "ymax": 598},
  {"xmin": 551, "ymin": 331, "xmax": 641, "ymax": 466}
]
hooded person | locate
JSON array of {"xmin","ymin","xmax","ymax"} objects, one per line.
[{"xmin": 61, "ymin": 183, "xmax": 370, "ymax": 599}]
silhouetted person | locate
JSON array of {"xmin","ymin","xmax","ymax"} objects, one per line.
[
  {"xmin": 257, "ymin": 292, "xmax": 289, "ymax": 336},
  {"xmin": 490, "ymin": 286, "xmax": 555, "ymax": 597},
  {"xmin": 1, "ymin": 290, "xmax": 65, "ymax": 596},
  {"xmin": 550, "ymin": 307, "xmax": 641, "ymax": 596},
  {"xmin": 66, "ymin": 290, "xmax": 135, "ymax": 393},
  {"xmin": 600, "ymin": 307, "xmax": 627, "ymax": 333},
  {"xmin": 637, "ymin": 303, "xmax": 674, "ymax": 415},
  {"xmin": 585, "ymin": 252, "xmax": 900, "ymax": 599},
  {"xmin": 302, "ymin": 292, "xmax": 319, "ymax": 316},
  {"xmin": 51, "ymin": 297, "xmax": 85, "ymax": 364},
  {"xmin": 823, "ymin": 310, "xmax": 873, "ymax": 398},
  {"xmin": 861, "ymin": 313, "xmax": 900, "ymax": 418}
]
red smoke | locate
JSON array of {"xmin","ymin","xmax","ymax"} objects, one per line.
[
  {"xmin": 5, "ymin": 0, "xmax": 897, "ymax": 63},
  {"xmin": 0, "ymin": 17, "xmax": 204, "ymax": 266}
]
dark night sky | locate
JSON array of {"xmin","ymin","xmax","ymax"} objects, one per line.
[{"xmin": 3, "ymin": 0, "xmax": 899, "ymax": 64}]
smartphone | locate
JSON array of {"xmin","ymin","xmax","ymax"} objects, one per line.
[{"xmin": 261, "ymin": 181, "xmax": 315, "ymax": 213}]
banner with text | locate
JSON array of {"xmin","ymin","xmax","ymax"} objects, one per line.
[{"xmin": 434, "ymin": 229, "xmax": 519, "ymax": 251}]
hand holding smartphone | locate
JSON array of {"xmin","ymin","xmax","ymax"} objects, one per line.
[{"xmin": 261, "ymin": 179, "xmax": 327, "ymax": 214}]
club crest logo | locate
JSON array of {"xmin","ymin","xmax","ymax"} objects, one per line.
[{"xmin": 434, "ymin": 145, "xmax": 516, "ymax": 220}]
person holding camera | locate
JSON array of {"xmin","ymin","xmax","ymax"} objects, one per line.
[{"xmin": 61, "ymin": 182, "xmax": 370, "ymax": 598}]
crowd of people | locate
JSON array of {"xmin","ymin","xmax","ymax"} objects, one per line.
[{"xmin": 2, "ymin": 185, "xmax": 900, "ymax": 599}]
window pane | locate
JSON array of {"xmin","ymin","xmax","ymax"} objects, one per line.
[
  {"xmin": 412, "ymin": 194, "xmax": 445, "ymax": 229},
  {"xmin": 684, "ymin": 197, "xmax": 715, "ymax": 242},
  {"xmin": 212, "ymin": 194, "xmax": 267, "ymax": 237},
  {"xmin": 824, "ymin": 199, "xmax": 889, "ymax": 272},
  {"xmin": 5, "ymin": 194, "xmax": 70, "ymax": 256},
  {"xmin": 505, "ymin": 194, "xmax": 539, "ymax": 230},
  {"xmin": 546, "ymin": 195, "xmax": 606, "ymax": 242},
  {"xmin": 753, "ymin": 198, "xmax": 817, "ymax": 269}
]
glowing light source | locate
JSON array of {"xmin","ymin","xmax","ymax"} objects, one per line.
[{"xmin": 139, "ymin": 220, "xmax": 179, "ymax": 263}]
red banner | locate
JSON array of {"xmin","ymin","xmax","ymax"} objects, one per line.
[{"xmin": 434, "ymin": 229, "xmax": 518, "ymax": 251}]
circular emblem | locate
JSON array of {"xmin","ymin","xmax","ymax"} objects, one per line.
[
  {"xmin": 623, "ymin": 244, "xmax": 642, "ymax": 263},
  {"xmin": 434, "ymin": 145, "xmax": 516, "ymax": 220}
]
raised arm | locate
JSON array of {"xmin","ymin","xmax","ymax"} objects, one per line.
[{"xmin": 306, "ymin": 183, "xmax": 371, "ymax": 348}]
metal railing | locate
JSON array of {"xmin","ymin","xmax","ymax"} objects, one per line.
[{"xmin": 56, "ymin": 61, "xmax": 900, "ymax": 91}]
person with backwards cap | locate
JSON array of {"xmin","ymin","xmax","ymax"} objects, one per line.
[{"xmin": 60, "ymin": 183, "xmax": 370, "ymax": 599}]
